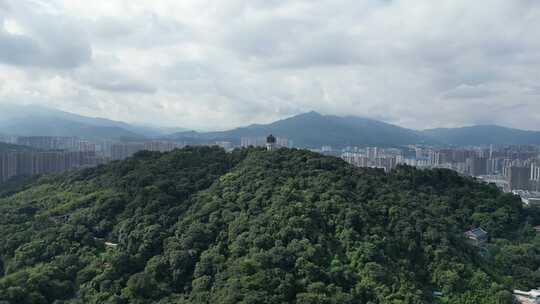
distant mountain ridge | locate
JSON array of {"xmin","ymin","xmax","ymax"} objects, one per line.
[
  {"xmin": 423, "ymin": 125, "xmax": 540, "ymax": 146},
  {"xmin": 169, "ymin": 111, "xmax": 427, "ymax": 147},
  {"xmin": 170, "ymin": 111, "xmax": 540, "ymax": 147},
  {"xmin": 0, "ymin": 104, "xmax": 185, "ymax": 140},
  {"xmin": 2, "ymin": 105, "xmax": 539, "ymax": 146}
]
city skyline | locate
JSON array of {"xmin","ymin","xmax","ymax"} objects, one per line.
[
  {"xmin": 1, "ymin": 1, "xmax": 540, "ymax": 130},
  {"xmin": 4, "ymin": 133, "xmax": 540, "ymax": 196}
]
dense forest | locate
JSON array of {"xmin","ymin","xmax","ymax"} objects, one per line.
[{"xmin": 0, "ymin": 146, "xmax": 539, "ymax": 304}]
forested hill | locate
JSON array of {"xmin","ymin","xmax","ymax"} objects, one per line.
[{"xmin": 1, "ymin": 147, "xmax": 540, "ymax": 304}]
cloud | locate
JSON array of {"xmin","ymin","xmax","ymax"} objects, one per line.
[
  {"xmin": 86, "ymin": 79, "xmax": 156, "ymax": 94},
  {"xmin": 0, "ymin": 0, "xmax": 540, "ymax": 131},
  {"xmin": 76, "ymin": 66, "xmax": 157, "ymax": 94},
  {"xmin": 441, "ymin": 84, "xmax": 495, "ymax": 99},
  {"xmin": 0, "ymin": 1, "xmax": 92, "ymax": 69},
  {"xmin": 0, "ymin": 30, "xmax": 91, "ymax": 69}
]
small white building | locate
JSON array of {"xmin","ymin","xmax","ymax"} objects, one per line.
[
  {"xmin": 105, "ymin": 242, "xmax": 118, "ymax": 248},
  {"xmin": 514, "ymin": 289, "xmax": 540, "ymax": 304},
  {"xmin": 513, "ymin": 190, "xmax": 540, "ymax": 207}
]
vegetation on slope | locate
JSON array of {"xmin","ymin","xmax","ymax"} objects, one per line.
[{"xmin": 0, "ymin": 147, "xmax": 539, "ymax": 304}]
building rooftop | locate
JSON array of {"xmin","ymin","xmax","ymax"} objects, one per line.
[
  {"xmin": 465, "ymin": 227, "xmax": 488, "ymax": 239},
  {"xmin": 513, "ymin": 190, "xmax": 540, "ymax": 199},
  {"xmin": 514, "ymin": 289, "xmax": 540, "ymax": 298}
]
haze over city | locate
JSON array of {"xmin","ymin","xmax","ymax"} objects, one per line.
[{"xmin": 1, "ymin": 0, "xmax": 540, "ymax": 131}]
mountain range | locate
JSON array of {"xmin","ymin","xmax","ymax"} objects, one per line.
[
  {"xmin": 169, "ymin": 111, "xmax": 540, "ymax": 147},
  {"xmin": 423, "ymin": 125, "xmax": 540, "ymax": 146},
  {"xmin": 2, "ymin": 104, "xmax": 540, "ymax": 146},
  {"xmin": 168, "ymin": 111, "xmax": 426, "ymax": 147},
  {"xmin": 0, "ymin": 104, "xmax": 185, "ymax": 140}
]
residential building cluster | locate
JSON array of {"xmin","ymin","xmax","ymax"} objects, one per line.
[
  {"xmin": 0, "ymin": 136, "xmax": 188, "ymax": 182},
  {"xmin": 339, "ymin": 144, "xmax": 540, "ymax": 192},
  {"xmin": 0, "ymin": 134, "xmax": 298, "ymax": 182},
  {"xmin": 16, "ymin": 136, "xmax": 81, "ymax": 151},
  {"xmin": 110, "ymin": 141, "xmax": 184, "ymax": 160},
  {"xmin": 341, "ymin": 147, "xmax": 403, "ymax": 173},
  {"xmin": 5, "ymin": 133, "xmax": 540, "ymax": 198},
  {"xmin": 0, "ymin": 151, "xmax": 104, "ymax": 182},
  {"xmin": 240, "ymin": 136, "xmax": 293, "ymax": 149}
]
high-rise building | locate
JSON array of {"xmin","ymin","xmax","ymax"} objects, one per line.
[
  {"xmin": 415, "ymin": 147, "xmax": 424, "ymax": 159},
  {"xmin": 241, "ymin": 137, "xmax": 266, "ymax": 147},
  {"xmin": 0, "ymin": 151, "xmax": 105, "ymax": 182},
  {"xmin": 467, "ymin": 156, "xmax": 488, "ymax": 176},
  {"xmin": 241, "ymin": 136, "xmax": 291, "ymax": 148},
  {"xmin": 78, "ymin": 140, "xmax": 97, "ymax": 152},
  {"xmin": 487, "ymin": 158, "xmax": 501, "ymax": 175},
  {"xmin": 110, "ymin": 143, "xmax": 145, "ymax": 160},
  {"xmin": 144, "ymin": 141, "xmax": 179, "ymax": 152},
  {"xmin": 17, "ymin": 136, "xmax": 79, "ymax": 150},
  {"xmin": 428, "ymin": 149, "xmax": 441, "ymax": 165},
  {"xmin": 367, "ymin": 147, "xmax": 378, "ymax": 161},
  {"xmin": 276, "ymin": 137, "xmax": 293, "ymax": 148},
  {"xmin": 531, "ymin": 163, "xmax": 540, "ymax": 181},
  {"xmin": 0, "ymin": 135, "xmax": 17, "ymax": 144},
  {"xmin": 507, "ymin": 166, "xmax": 531, "ymax": 190}
]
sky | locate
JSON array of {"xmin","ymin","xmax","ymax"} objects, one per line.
[{"xmin": 0, "ymin": 0, "xmax": 539, "ymax": 131}]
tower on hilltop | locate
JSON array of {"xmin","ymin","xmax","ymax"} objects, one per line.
[{"xmin": 266, "ymin": 134, "xmax": 276, "ymax": 151}]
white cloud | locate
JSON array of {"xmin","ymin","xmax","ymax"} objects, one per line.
[{"xmin": 0, "ymin": 0, "xmax": 539, "ymax": 130}]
